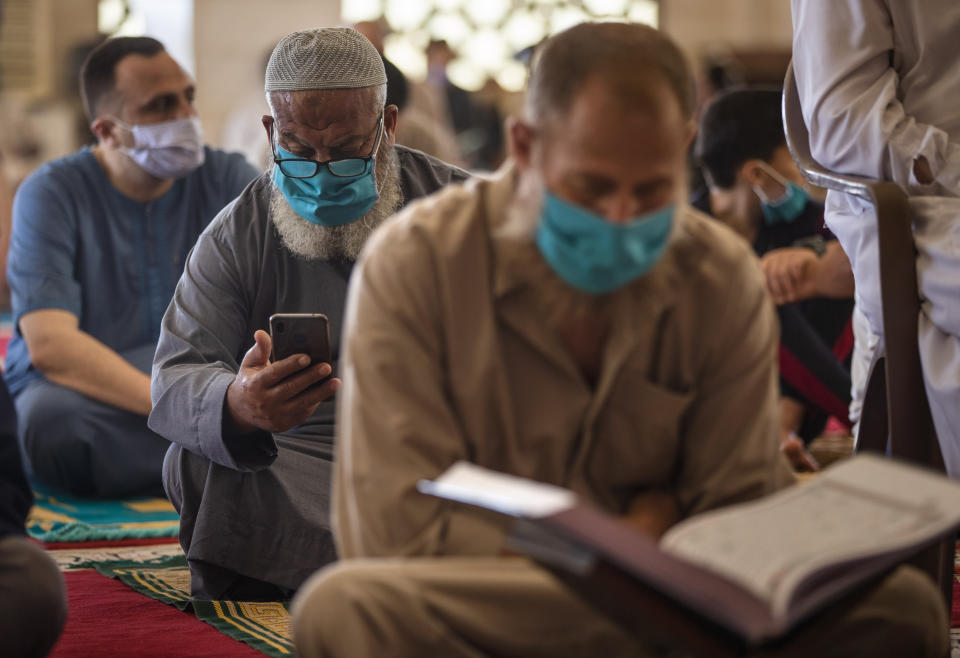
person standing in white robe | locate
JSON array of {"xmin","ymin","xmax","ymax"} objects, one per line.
[{"xmin": 791, "ymin": 0, "xmax": 960, "ymax": 474}]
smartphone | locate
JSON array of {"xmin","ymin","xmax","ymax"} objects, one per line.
[{"xmin": 269, "ymin": 313, "xmax": 332, "ymax": 365}]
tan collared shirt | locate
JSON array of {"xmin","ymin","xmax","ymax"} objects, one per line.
[{"xmin": 334, "ymin": 165, "xmax": 794, "ymax": 558}]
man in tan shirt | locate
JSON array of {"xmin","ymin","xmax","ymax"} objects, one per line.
[{"xmin": 292, "ymin": 23, "xmax": 948, "ymax": 658}]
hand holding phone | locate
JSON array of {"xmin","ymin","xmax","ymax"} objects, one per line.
[
  {"xmin": 269, "ymin": 313, "xmax": 332, "ymax": 365},
  {"xmin": 224, "ymin": 320, "xmax": 339, "ymax": 437}
]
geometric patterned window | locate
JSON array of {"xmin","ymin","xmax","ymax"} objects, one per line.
[{"xmin": 341, "ymin": 0, "xmax": 659, "ymax": 91}]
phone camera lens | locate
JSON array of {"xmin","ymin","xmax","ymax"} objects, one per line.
[{"xmin": 276, "ymin": 322, "xmax": 285, "ymax": 333}]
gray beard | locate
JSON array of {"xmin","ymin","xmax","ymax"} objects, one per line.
[{"xmin": 269, "ymin": 145, "xmax": 403, "ymax": 261}]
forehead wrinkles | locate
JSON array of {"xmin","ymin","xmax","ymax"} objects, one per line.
[{"xmin": 272, "ymin": 89, "xmax": 377, "ymax": 137}]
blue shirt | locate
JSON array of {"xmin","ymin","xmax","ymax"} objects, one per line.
[{"xmin": 4, "ymin": 146, "xmax": 259, "ymax": 395}]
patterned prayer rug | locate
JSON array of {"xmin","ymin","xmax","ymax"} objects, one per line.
[
  {"xmin": 47, "ymin": 540, "xmax": 184, "ymax": 571},
  {"xmin": 27, "ymin": 483, "xmax": 179, "ymax": 542},
  {"xmin": 92, "ymin": 555, "xmax": 294, "ymax": 657},
  {"xmin": 48, "ymin": 538, "xmax": 960, "ymax": 656},
  {"xmin": 50, "ymin": 570, "xmax": 265, "ymax": 658}
]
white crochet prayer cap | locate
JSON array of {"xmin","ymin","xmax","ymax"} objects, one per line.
[{"xmin": 265, "ymin": 28, "xmax": 387, "ymax": 92}]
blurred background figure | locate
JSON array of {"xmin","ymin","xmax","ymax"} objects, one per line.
[
  {"xmin": 219, "ymin": 47, "xmax": 274, "ymax": 171},
  {"xmin": 421, "ymin": 39, "xmax": 503, "ymax": 171},
  {"xmin": 353, "ymin": 19, "xmax": 407, "ymax": 109},
  {"xmin": 354, "ymin": 21, "xmax": 463, "ymax": 166},
  {"xmin": 696, "ymin": 87, "xmax": 856, "ymax": 471},
  {"xmin": 694, "ymin": 50, "xmax": 745, "ymax": 119}
]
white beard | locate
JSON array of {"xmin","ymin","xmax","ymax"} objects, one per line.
[{"xmin": 269, "ymin": 145, "xmax": 403, "ymax": 261}]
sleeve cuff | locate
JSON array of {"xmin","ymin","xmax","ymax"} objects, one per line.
[
  {"xmin": 933, "ymin": 143, "xmax": 960, "ymax": 195},
  {"xmin": 197, "ymin": 370, "xmax": 277, "ymax": 471},
  {"xmin": 12, "ymin": 300, "xmax": 82, "ymax": 328}
]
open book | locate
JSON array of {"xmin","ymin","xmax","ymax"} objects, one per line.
[{"xmin": 417, "ymin": 454, "xmax": 960, "ymax": 645}]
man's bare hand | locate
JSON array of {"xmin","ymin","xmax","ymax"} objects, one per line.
[
  {"xmin": 913, "ymin": 155, "xmax": 934, "ymax": 185},
  {"xmin": 225, "ymin": 329, "xmax": 341, "ymax": 435},
  {"xmin": 760, "ymin": 248, "xmax": 818, "ymax": 305},
  {"xmin": 620, "ymin": 490, "xmax": 680, "ymax": 539},
  {"xmin": 781, "ymin": 432, "xmax": 820, "ymax": 473}
]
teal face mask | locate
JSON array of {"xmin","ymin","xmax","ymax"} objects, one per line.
[
  {"xmin": 272, "ymin": 144, "xmax": 379, "ymax": 226},
  {"xmin": 753, "ymin": 163, "xmax": 810, "ymax": 226},
  {"xmin": 535, "ymin": 192, "xmax": 674, "ymax": 295}
]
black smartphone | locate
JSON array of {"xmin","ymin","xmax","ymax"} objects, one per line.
[{"xmin": 269, "ymin": 313, "xmax": 332, "ymax": 365}]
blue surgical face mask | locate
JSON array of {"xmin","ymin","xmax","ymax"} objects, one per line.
[
  {"xmin": 272, "ymin": 144, "xmax": 379, "ymax": 226},
  {"xmin": 753, "ymin": 162, "xmax": 810, "ymax": 226},
  {"xmin": 535, "ymin": 192, "xmax": 675, "ymax": 295}
]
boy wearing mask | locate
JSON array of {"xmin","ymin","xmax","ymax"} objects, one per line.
[{"xmin": 696, "ymin": 87, "xmax": 855, "ymax": 470}]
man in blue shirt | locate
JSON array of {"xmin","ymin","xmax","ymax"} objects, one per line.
[{"xmin": 4, "ymin": 36, "xmax": 258, "ymax": 497}]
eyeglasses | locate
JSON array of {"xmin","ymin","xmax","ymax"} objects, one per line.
[{"xmin": 271, "ymin": 113, "xmax": 384, "ymax": 178}]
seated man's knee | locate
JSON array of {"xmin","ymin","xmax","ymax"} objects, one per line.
[
  {"xmin": 865, "ymin": 566, "xmax": 949, "ymax": 658},
  {"xmin": 816, "ymin": 565, "xmax": 949, "ymax": 658},
  {"xmin": 0, "ymin": 536, "xmax": 67, "ymax": 657},
  {"xmin": 164, "ymin": 443, "xmax": 218, "ymax": 517},
  {"xmin": 15, "ymin": 382, "xmax": 97, "ymax": 493},
  {"xmin": 293, "ymin": 562, "xmax": 411, "ymax": 658},
  {"xmin": 162, "ymin": 443, "xmax": 184, "ymax": 511}
]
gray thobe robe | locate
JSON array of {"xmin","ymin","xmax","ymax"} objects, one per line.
[{"xmin": 149, "ymin": 146, "xmax": 468, "ymax": 595}]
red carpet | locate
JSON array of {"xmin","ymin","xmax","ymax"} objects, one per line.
[
  {"xmin": 40, "ymin": 537, "xmax": 180, "ymax": 550},
  {"xmin": 954, "ymin": 577, "xmax": 960, "ymax": 628},
  {"xmin": 50, "ymin": 571, "xmax": 264, "ymax": 657}
]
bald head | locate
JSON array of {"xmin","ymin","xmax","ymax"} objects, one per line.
[{"xmin": 525, "ymin": 22, "xmax": 694, "ymax": 126}]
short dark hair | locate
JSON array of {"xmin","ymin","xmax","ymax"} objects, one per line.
[
  {"xmin": 696, "ymin": 87, "xmax": 784, "ymax": 189},
  {"xmin": 79, "ymin": 36, "xmax": 166, "ymax": 121},
  {"xmin": 526, "ymin": 22, "xmax": 694, "ymax": 124}
]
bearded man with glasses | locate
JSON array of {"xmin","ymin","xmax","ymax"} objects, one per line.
[{"xmin": 149, "ymin": 28, "xmax": 468, "ymax": 600}]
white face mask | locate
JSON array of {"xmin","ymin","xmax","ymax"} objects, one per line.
[{"xmin": 112, "ymin": 116, "xmax": 206, "ymax": 179}]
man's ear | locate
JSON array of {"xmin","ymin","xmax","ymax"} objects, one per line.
[
  {"xmin": 508, "ymin": 117, "xmax": 534, "ymax": 170},
  {"xmin": 738, "ymin": 159, "xmax": 766, "ymax": 187},
  {"xmin": 383, "ymin": 104, "xmax": 399, "ymax": 147},
  {"xmin": 90, "ymin": 117, "xmax": 121, "ymax": 147},
  {"xmin": 261, "ymin": 115, "xmax": 274, "ymax": 150}
]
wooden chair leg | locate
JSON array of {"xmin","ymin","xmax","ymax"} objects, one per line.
[
  {"xmin": 939, "ymin": 539, "xmax": 954, "ymax": 620},
  {"xmin": 857, "ymin": 358, "xmax": 888, "ymax": 455}
]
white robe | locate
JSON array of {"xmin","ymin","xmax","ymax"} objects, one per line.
[{"xmin": 791, "ymin": 0, "xmax": 960, "ymax": 475}]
